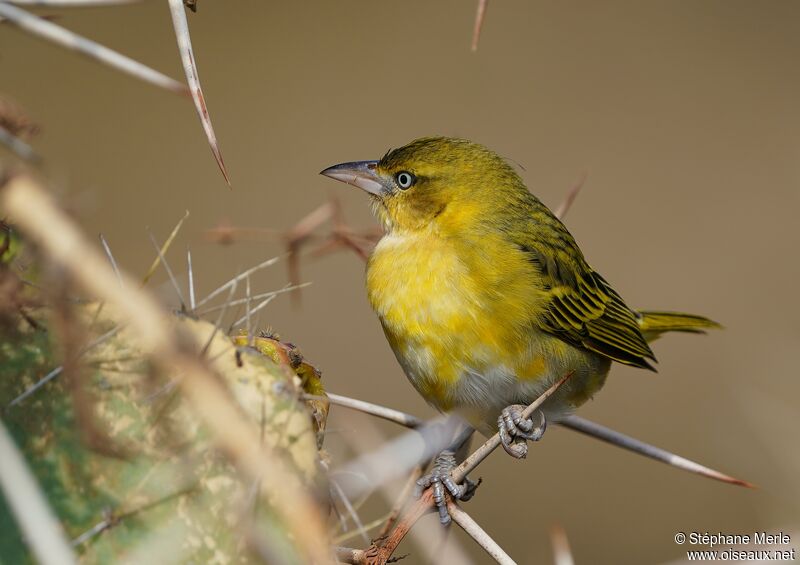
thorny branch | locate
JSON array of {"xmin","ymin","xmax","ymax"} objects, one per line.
[{"xmin": 336, "ymin": 376, "xmax": 572, "ymax": 565}]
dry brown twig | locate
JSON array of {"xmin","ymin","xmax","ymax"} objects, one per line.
[
  {"xmin": 321, "ymin": 388, "xmax": 752, "ymax": 489},
  {"xmin": 446, "ymin": 501, "xmax": 513, "ymax": 565},
  {"xmin": 332, "ymin": 411, "xmax": 476, "ymax": 565},
  {"xmin": 471, "ymin": 0, "xmax": 489, "ymax": 52},
  {"xmin": 320, "ymin": 370, "xmax": 751, "ymax": 564},
  {"xmin": 282, "ymin": 197, "xmax": 382, "ymax": 302},
  {"xmin": 168, "ymin": 0, "xmax": 230, "ymax": 185},
  {"xmin": 348, "ymin": 375, "xmax": 572, "ymax": 565}
]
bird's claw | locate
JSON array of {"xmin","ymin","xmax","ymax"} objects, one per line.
[
  {"xmin": 415, "ymin": 450, "xmax": 480, "ymax": 525},
  {"xmin": 498, "ymin": 405, "xmax": 546, "ymax": 459}
]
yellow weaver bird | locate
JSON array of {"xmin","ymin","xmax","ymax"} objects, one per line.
[{"xmin": 321, "ymin": 137, "xmax": 719, "ymax": 521}]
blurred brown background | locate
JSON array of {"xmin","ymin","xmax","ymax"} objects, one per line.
[{"xmin": 2, "ymin": 1, "xmax": 799, "ymax": 563}]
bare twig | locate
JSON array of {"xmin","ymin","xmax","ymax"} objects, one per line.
[
  {"xmin": 335, "ymin": 416, "xmax": 462, "ymax": 502},
  {"xmin": 0, "ymin": 420, "xmax": 78, "ymax": 565},
  {"xmin": 318, "ymin": 390, "xmax": 752, "ymax": 489},
  {"xmin": 365, "ymin": 490, "xmax": 437, "ymax": 564},
  {"xmin": 376, "ymin": 466, "xmax": 423, "ymax": 538},
  {"xmin": 452, "ymin": 373, "xmax": 573, "ymax": 483},
  {"xmin": 203, "ymin": 221, "xmax": 279, "ymax": 245},
  {"xmin": 471, "ymin": 0, "xmax": 489, "ymax": 52},
  {"xmin": 554, "ymin": 171, "xmax": 587, "ymax": 220},
  {"xmin": 0, "ymin": 3, "xmax": 186, "ymax": 94},
  {"xmin": 167, "ymin": 0, "xmax": 230, "ymax": 185},
  {"xmin": 322, "ymin": 393, "xmax": 755, "ymax": 494},
  {"xmin": 321, "ymin": 392, "xmax": 424, "ymax": 429},
  {"xmin": 284, "ymin": 198, "xmax": 381, "ymax": 301},
  {"xmin": 335, "ymin": 412, "xmax": 475, "ymax": 565},
  {"xmin": 286, "ymin": 201, "xmax": 334, "ymax": 301},
  {"xmin": 332, "ymin": 378, "xmax": 561, "ymax": 558},
  {"xmin": 559, "ymin": 415, "xmax": 754, "ymax": 488},
  {"xmin": 447, "ymin": 501, "xmax": 514, "ymax": 565}
]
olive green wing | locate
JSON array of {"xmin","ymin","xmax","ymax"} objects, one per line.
[{"xmin": 515, "ymin": 230, "xmax": 656, "ymax": 370}]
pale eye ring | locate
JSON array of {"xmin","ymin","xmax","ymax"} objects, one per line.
[{"xmin": 395, "ymin": 171, "xmax": 416, "ymax": 190}]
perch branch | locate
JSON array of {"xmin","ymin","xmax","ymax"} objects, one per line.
[
  {"xmin": 316, "ymin": 392, "xmax": 424, "ymax": 429},
  {"xmin": 319, "ymin": 390, "xmax": 752, "ymax": 488},
  {"xmin": 447, "ymin": 501, "xmax": 514, "ymax": 564},
  {"xmin": 452, "ymin": 373, "xmax": 572, "ymax": 483},
  {"xmin": 559, "ymin": 415, "xmax": 754, "ymax": 488},
  {"xmin": 360, "ymin": 377, "xmax": 571, "ymax": 563}
]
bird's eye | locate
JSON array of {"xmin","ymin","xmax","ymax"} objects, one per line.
[{"xmin": 395, "ymin": 171, "xmax": 416, "ymax": 190}]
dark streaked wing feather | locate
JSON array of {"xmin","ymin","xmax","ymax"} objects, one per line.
[{"xmin": 514, "ymin": 219, "xmax": 656, "ymax": 370}]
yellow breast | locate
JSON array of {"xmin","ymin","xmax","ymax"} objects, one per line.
[{"xmin": 366, "ymin": 229, "xmax": 551, "ymax": 410}]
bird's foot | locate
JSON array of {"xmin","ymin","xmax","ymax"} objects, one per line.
[
  {"xmin": 498, "ymin": 405, "xmax": 547, "ymax": 459},
  {"xmin": 415, "ymin": 450, "xmax": 481, "ymax": 525}
]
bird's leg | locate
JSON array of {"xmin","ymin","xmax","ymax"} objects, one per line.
[
  {"xmin": 414, "ymin": 450, "xmax": 481, "ymax": 525},
  {"xmin": 498, "ymin": 406, "xmax": 547, "ymax": 459},
  {"xmin": 414, "ymin": 424, "xmax": 478, "ymax": 525}
]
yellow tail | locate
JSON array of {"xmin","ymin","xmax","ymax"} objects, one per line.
[{"xmin": 636, "ymin": 310, "xmax": 722, "ymax": 342}]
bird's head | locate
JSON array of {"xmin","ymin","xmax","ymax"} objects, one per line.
[{"xmin": 320, "ymin": 137, "xmax": 526, "ymax": 234}]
